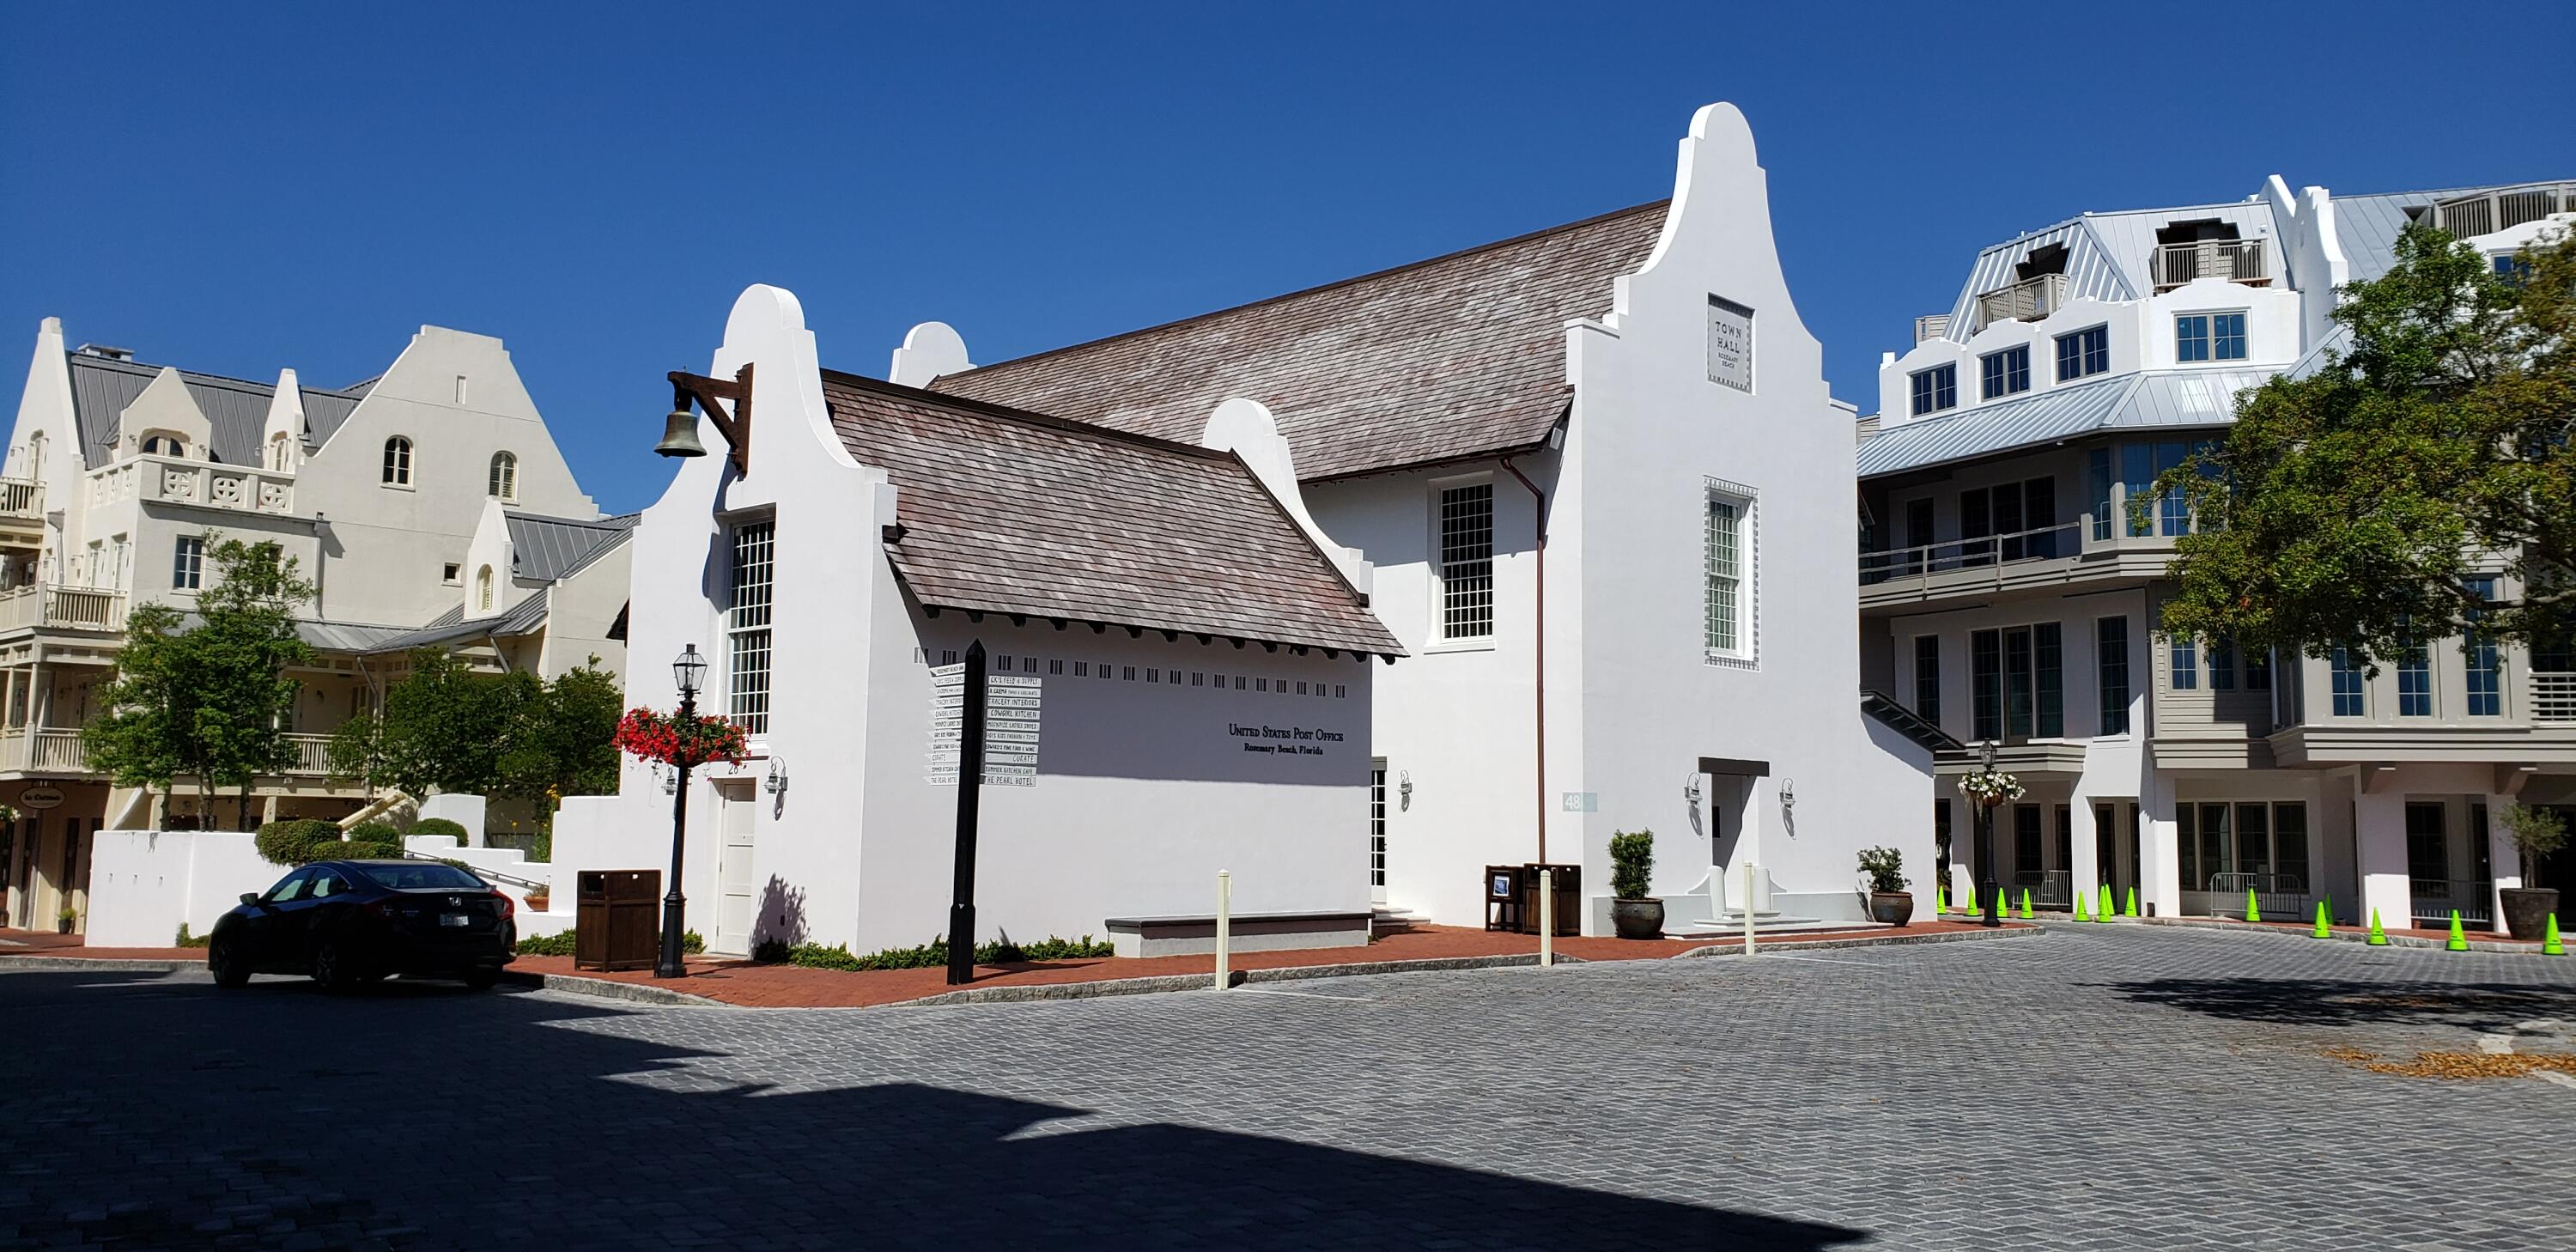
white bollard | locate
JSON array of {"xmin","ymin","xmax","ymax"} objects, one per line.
[
  {"xmin": 1213, "ymin": 869, "xmax": 1232, "ymax": 991},
  {"xmin": 1538, "ymin": 868, "xmax": 1554, "ymax": 968},
  {"xmin": 1743, "ymin": 861, "xmax": 1758, "ymax": 957}
]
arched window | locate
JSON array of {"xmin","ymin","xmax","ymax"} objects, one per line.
[
  {"xmin": 476, "ymin": 565, "xmax": 494, "ymax": 612},
  {"xmin": 268, "ymin": 433, "xmax": 292, "ymax": 471},
  {"xmin": 488, "ymin": 451, "xmax": 517, "ymax": 501},
  {"xmin": 141, "ymin": 434, "xmax": 185, "ymax": 457},
  {"xmin": 382, "ymin": 436, "xmax": 412, "ymax": 485}
]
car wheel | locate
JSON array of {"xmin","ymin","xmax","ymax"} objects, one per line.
[
  {"xmin": 208, "ymin": 936, "xmax": 250, "ymax": 988},
  {"xmin": 311, "ymin": 940, "xmax": 361, "ymax": 994},
  {"xmin": 460, "ymin": 967, "xmax": 501, "ymax": 991}
]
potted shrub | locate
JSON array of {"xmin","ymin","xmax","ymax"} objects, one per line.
[
  {"xmin": 2499, "ymin": 804, "xmax": 2565, "ymax": 941},
  {"xmin": 1608, "ymin": 830, "xmax": 1662, "ymax": 939},
  {"xmin": 57, "ymin": 902, "xmax": 77, "ymax": 935},
  {"xmin": 1857, "ymin": 847, "xmax": 1913, "ymax": 926}
]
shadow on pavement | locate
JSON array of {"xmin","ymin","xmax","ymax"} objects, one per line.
[
  {"xmin": 2099, "ymin": 976, "xmax": 2576, "ymax": 1032},
  {"xmin": 0, "ymin": 970, "xmax": 1864, "ymax": 1250}
]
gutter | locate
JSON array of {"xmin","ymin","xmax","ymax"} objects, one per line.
[{"xmin": 1499, "ymin": 455, "xmax": 1547, "ymax": 865}]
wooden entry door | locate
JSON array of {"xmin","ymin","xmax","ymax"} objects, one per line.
[{"xmin": 713, "ymin": 782, "xmax": 757, "ymax": 954}]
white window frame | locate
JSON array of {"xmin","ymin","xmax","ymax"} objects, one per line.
[
  {"xmin": 488, "ymin": 451, "xmax": 518, "ymax": 501},
  {"xmin": 2174, "ymin": 309, "xmax": 2250, "ymax": 365},
  {"xmin": 476, "ymin": 565, "xmax": 494, "ymax": 612},
  {"xmin": 172, "ymin": 536, "xmax": 204, "ymax": 591},
  {"xmin": 726, "ymin": 516, "xmax": 776, "ymax": 736},
  {"xmin": 1704, "ymin": 477, "xmax": 1759, "ymax": 668},
  {"xmin": 382, "ymin": 436, "xmax": 414, "ymax": 488},
  {"xmin": 1428, "ymin": 476, "xmax": 1496, "ymax": 650}
]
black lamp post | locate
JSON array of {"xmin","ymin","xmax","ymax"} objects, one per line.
[
  {"xmin": 1973, "ymin": 738, "xmax": 2002, "ymax": 928},
  {"xmin": 656, "ymin": 643, "xmax": 709, "ymax": 978}
]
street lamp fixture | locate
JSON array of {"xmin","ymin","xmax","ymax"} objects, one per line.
[
  {"xmin": 656, "ymin": 644, "xmax": 707, "ymax": 978},
  {"xmin": 1974, "ymin": 738, "xmax": 2002, "ymax": 928}
]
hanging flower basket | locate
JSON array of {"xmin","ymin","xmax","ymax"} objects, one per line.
[
  {"xmin": 612, "ymin": 707, "xmax": 749, "ymax": 769},
  {"xmin": 1956, "ymin": 769, "xmax": 2024, "ymax": 809}
]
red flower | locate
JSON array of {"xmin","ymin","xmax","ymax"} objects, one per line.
[{"xmin": 613, "ymin": 707, "xmax": 750, "ymax": 768}]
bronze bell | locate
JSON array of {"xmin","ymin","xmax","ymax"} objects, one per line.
[{"xmin": 654, "ymin": 408, "xmax": 708, "ymax": 458}]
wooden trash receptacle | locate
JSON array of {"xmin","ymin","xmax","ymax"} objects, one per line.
[
  {"xmin": 575, "ymin": 869, "xmax": 660, "ymax": 971},
  {"xmin": 1520, "ymin": 863, "xmax": 1581, "ymax": 937},
  {"xmin": 1484, "ymin": 865, "xmax": 1525, "ymax": 933}
]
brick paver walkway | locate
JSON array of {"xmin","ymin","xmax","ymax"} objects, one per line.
[{"xmin": 5, "ymin": 925, "xmax": 2570, "ymax": 1249}]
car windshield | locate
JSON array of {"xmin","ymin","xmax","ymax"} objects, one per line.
[{"xmin": 358, "ymin": 862, "xmax": 487, "ymax": 890}]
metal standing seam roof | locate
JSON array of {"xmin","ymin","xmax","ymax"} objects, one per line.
[
  {"xmin": 357, "ymin": 587, "xmax": 552, "ymax": 655},
  {"xmin": 931, "ymin": 202, "xmax": 1668, "ymax": 483},
  {"xmin": 2323, "ymin": 182, "xmax": 2564, "ymax": 282},
  {"xmin": 504, "ymin": 511, "xmax": 636, "ymax": 582},
  {"xmin": 64, "ymin": 352, "xmax": 371, "ymax": 467},
  {"xmin": 823, "ymin": 372, "xmax": 1404, "ymax": 659},
  {"xmin": 1938, "ymin": 200, "xmax": 2281, "ymax": 344},
  {"xmin": 1856, "ymin": 368, "xmax": 2275, "ymax": 478}
]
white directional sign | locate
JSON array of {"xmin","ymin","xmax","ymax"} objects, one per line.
[{"xmin": 927, "ymin": 666, "xmax": 1042, "ymax": 786}]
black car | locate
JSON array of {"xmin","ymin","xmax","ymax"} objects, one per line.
[{"xmin": 209, "ymin": 860, "xmax": 517, "ymax": 991}]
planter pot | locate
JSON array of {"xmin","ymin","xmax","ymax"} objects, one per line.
[
  {"xmin": 2500, "ymin": 887, "xmax": 2560, "ymax": 941},
  {"xmin": 57, "ymin": 919, "xmax": 74, "ymax": 935},
  {"xmin": 1868, "ymin": 891, "xmax": 1915, "ymax": 927},
  {"xmin": 1610, "ymin": 897, "xmax": 1666, "ymax": 940}
]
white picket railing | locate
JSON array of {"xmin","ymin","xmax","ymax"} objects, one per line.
[
  {"xmin": 0, "ymin": 586, "xmax": 128, "ymax": 632},
  {"xmin": 2533, "ymin": 672, "xmax": 2576, "ymax": 725},
  {"xmin": 0, "ymin": 477, "xmax": 39, "ymax": 518},
  {"xmin": 2149, "ymin": 239, "xmax": 2269, "ymax": 291}
]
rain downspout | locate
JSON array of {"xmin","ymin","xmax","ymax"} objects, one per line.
[{"xmin": 1500, "ymin": 454, "xmax": 1547, "ymax": 866}]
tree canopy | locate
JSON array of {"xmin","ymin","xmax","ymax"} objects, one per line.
[
  {"xmin": 2153, "ymin": 224, "xmax": 2575, "ymax": 666},
  {"xmin": 329, "ymin": 648, "xmax": 622, "ymax": 815}
]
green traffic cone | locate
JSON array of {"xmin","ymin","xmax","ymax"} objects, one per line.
[
  {"xmin": 2124, "ymin": 887, "xmax": 2138, "ymax": 917},
  {"xmin": 2367, "ymin": 909, "xmax": 2388, "ymax": 945},
  {"xmin": 2545, "ymin": 914, "xmax": 2565, "ymax": 957},
  {"xmin": 2245, "ymin": 889, "xmax": 2260, "ymax": 924},
  {"xmin": 2075, "ymin": 893, "xmax": 2090, "ymax": 921},
  {"xmin": 2312, "ymin": 900, "xmax": 2330, "ymax": 939},
  {"xmin": 2019, "ymin": 888, "xmax": 2033, "ymax": 920},
  {"xmin": 1935, "ymin": 883, "xmax": 1947, "ymax": 913},
  {"xmin": 2098, "ymin": 884, "xmax": 2114, "ymax": 923},
  {"xmin": 2446, "ymin": 910, "xmax": 2469, "ymax": 952}
]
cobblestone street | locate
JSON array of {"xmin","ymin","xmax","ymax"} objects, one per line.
[{"xmin": 5, "ymin": 925, "xmax": 2572, "ymax": 1250}]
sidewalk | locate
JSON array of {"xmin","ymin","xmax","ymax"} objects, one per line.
[{"xmin": 2, "ymin": 920, "xmax": 2020, "ymax": 1007}]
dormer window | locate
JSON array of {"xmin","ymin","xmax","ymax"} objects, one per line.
[
  {"xmin": 141, "ymin": 434, "xmax": 185, "ymax": 458},
  {"xmin": 382, "ymin": 436, "xmax": 413, "ymax": 486},
  {"xmin": 1909, "ymin": 364, "xmax": 1958, "ymax": 416},
  {"xmin": 488, "ymin": 452, "xmax": 517, "ymax": 501},
  {"xmin": 1979, "ymin": 345, "xmax": 2031, "ymax": 399}
]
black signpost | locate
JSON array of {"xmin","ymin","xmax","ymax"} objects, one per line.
[{"xmin": 945, "ymin": 640, "xmax": 988, "ymax": 985}]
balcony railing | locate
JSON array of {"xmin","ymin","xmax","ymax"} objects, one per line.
[
  {"xmin": 1972, "ymin": 273, "xmax": 2070, "ymax": 331},
  {"xmin": 2148, "ymin": 239, "xmax": 2269, "ymax": 292},
  {"xmin": 0, "ymin": 586, "xmax": 127, "ymax": 632},
  {"xmin": 0, "ymin": 477, "xmax": 39, "ymax": 519},
  {"xmin": 1912, "ymin": 313, "xmax": 1951, "ymax": 343},
  {"xmin": 2409, "ymin": 878, "xmax": 2492, "ymax": 928},
  {"xmin": 2532, "ymin": 672, "xmax": 2576, "ymax": 725},
  {"xmin": 86, "ymin": 453, "xmax": 296, "ymax": 515},
  {"xmin": 1860, "ymin": 521, "xmax": 2085, "ymax": 586},
  {"xmin": 0, "ymin": 729, "xmax": 338, "ymax": 777},
  {"xmin": 2428, "ymin": 183, "xmax": 2573, "ymax": 240}
]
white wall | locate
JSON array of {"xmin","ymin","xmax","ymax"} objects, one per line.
[{"xmin": 83, "ymin": 830, "xmax": 279, "ymax": 948}]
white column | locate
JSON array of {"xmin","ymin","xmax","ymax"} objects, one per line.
[
  {"xmin": 2140, "ymin": 771, "xmax": 2183, "ymax": 917},
  {"xmin": 2069, "ymin": 789, "xmax": 2101, "ymax": 909},
  {"xmin": 2484, "ymin": 793, "xmax": 2521, "ymax": 927},
  {"xmin": 2354, "ymin": 786, "xmax": 2412, "ymax": 931}
]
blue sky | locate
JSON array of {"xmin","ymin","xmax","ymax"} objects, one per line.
[{"xmin": 5, "ymin": 3, "xmax": 2569, "ymax": 514}]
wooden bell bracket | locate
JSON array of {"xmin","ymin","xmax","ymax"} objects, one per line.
[{"xmin": 669, "ymin": 362, "xmax": 754, "ymax": 476}]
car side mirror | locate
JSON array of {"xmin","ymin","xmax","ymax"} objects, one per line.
[{"xmin": 240, "ymin": 893, "xmax": 263, "ymax": 908}]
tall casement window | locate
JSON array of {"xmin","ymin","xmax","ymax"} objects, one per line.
[
  {"xmin": 488, "ymin": 452, "xmax": 518, "ymax": 501},
  {"xmin": 2087, "ymin": 448, "xmax": 2113, "ymax": 541},
  {"xmin": 2330, "ymin": 648, "xmax": 2366, "ymax": 716},
  {"xmin": 172, "ymin": 536, "xmax": 204, "ymax": 591},
  {"xmin": 1704, "ymin": 489, "xmax": 1753, "ymax": 660},
  {"xmin": 1913, "ymin": 635, "xmax": 1941, "ymax": 725},
  {"xmin": 268, "ymin": 433, "xmax": 293, "ymax": 471},
  {"xmin": 2208, "ymin": 636, "xmax": 2237, "ymax": 691},
  {"xmin": 1986, "ymin": 622, "xmax": 2063, "ymax": 739},
  {"xmin": 1909, "ymin": 363, "xmax": 1958, "ymax": 416},
  {"xmin": 2397, "ymin": 641, "xmax": 2433, "ymax": 717},
  {"xmin": 727, "ymin": 520, "xmax": 775, "ymax": 734},
  {"xmin": 2097, "ymin": 617, "xmax": 2130, "ymax": 735},
  {"xmin": 1978, "ymin": 345, "xmax": 2031, "ymax": 400},
  {"xmin": 1971, "ymin": 629, "xmax": 2002, "ymax": 741},
  {"xmin": 2055, "ymin": 325, "xmax": 2110, "ymax": 381},
  {"xmin": 2170, "ymin": 637, "xmax": 2198, "ymax": 690},
  {"xmin": 381, "ymin": 436, "xmax": 413, "ymax": 486},
  {"xmin": 1436, "ymin": 483, "xmax": 1494, "ymax": 642},
  {"xmin": 2464, "ymin": 575, "xmax": 2502, "ymax": 716},
  {"xmin": 1369, "ymin": 762, "xmax": 1388, "ymax": 891},
  {"xmin": 2014, "ymin": 806, "xmax": 2043, "ymax": 876},
  {"xmin": 1959, "ymin": 477, "xmax": 2058, "ymax": 562},
  {"xmin": 2405, "ymin": 803, "xmax": 2448, "ymax": 884},
  {"xmin": 2175, "ymin": 312, "xmax": 2248, "ymax": 362}
]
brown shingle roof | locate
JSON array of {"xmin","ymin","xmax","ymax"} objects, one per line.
[
  {"xmin": 933, "ymin": 202, "xmax": 1669, "ymax": 482},
  {"xmin": 822, "ymin": 372, "xmax": 1403, "ymax": 659}
]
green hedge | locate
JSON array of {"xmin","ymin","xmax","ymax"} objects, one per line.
[
  {"xmin": 515, "ymin": 928, "xmax": 702, "ymax": 957},
  {"xmin": 776, "ymin": 933, "xmax": 1114, "ymax": 970},
  {"xmin": 253, "ymin": 819, "xmax": 343, "ymax": 866},
  {"xmin": 410, "ymin": 817, "xmax": 469, "ymax": 844}
]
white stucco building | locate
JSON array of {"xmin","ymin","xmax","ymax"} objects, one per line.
[
  {"xmin": 0, "ymin": 320, "xmax": 629, "ymax": 934},
  {"xmin": 547, "ymin": 286, "xmax": 1402, "ymax": 957},
  {"xmin": 1856, "ymin": 179, "xmax": 2576, "ymax": 930},
  {"xmin": 920, "ymin": 105, "xmax": 1939, "ymax": 933}
]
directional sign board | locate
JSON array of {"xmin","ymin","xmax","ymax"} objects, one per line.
[{"xmin": 927, "ymin": 665, "xmax": 1042, "ymax": 787}]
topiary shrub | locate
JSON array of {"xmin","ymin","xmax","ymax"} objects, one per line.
[
  {"xmin": 1608, "ymin": 830, "xmax": 1655, "ymax": 900},
  {"xmin": 254, "ymin": 818, "xmax": 343, "ymax": 866},
  {"xmin": 410, "ymin": 817, "xmax": 469, "ymax": 845},
  {"xmin": 347, "ymin": 821, "xmax": 403, "ymax": 846}
]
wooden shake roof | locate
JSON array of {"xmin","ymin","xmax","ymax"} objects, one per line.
[
  {"xmin": 933, "ymin": 202, "xmax": 1668, "ymax": 482},
  {"xmin": 822, "ymin": 372, "xmax": 1403, "ymax": 659}
]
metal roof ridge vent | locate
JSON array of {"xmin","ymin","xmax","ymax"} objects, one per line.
[{"xmin": 74, "ymin": 343, "xmax": 134, "ymax": 361}]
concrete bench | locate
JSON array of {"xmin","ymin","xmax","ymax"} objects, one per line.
[{"xmin": 1102, "ymin": 910, "xmax": 1372, "ymax": 958}]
